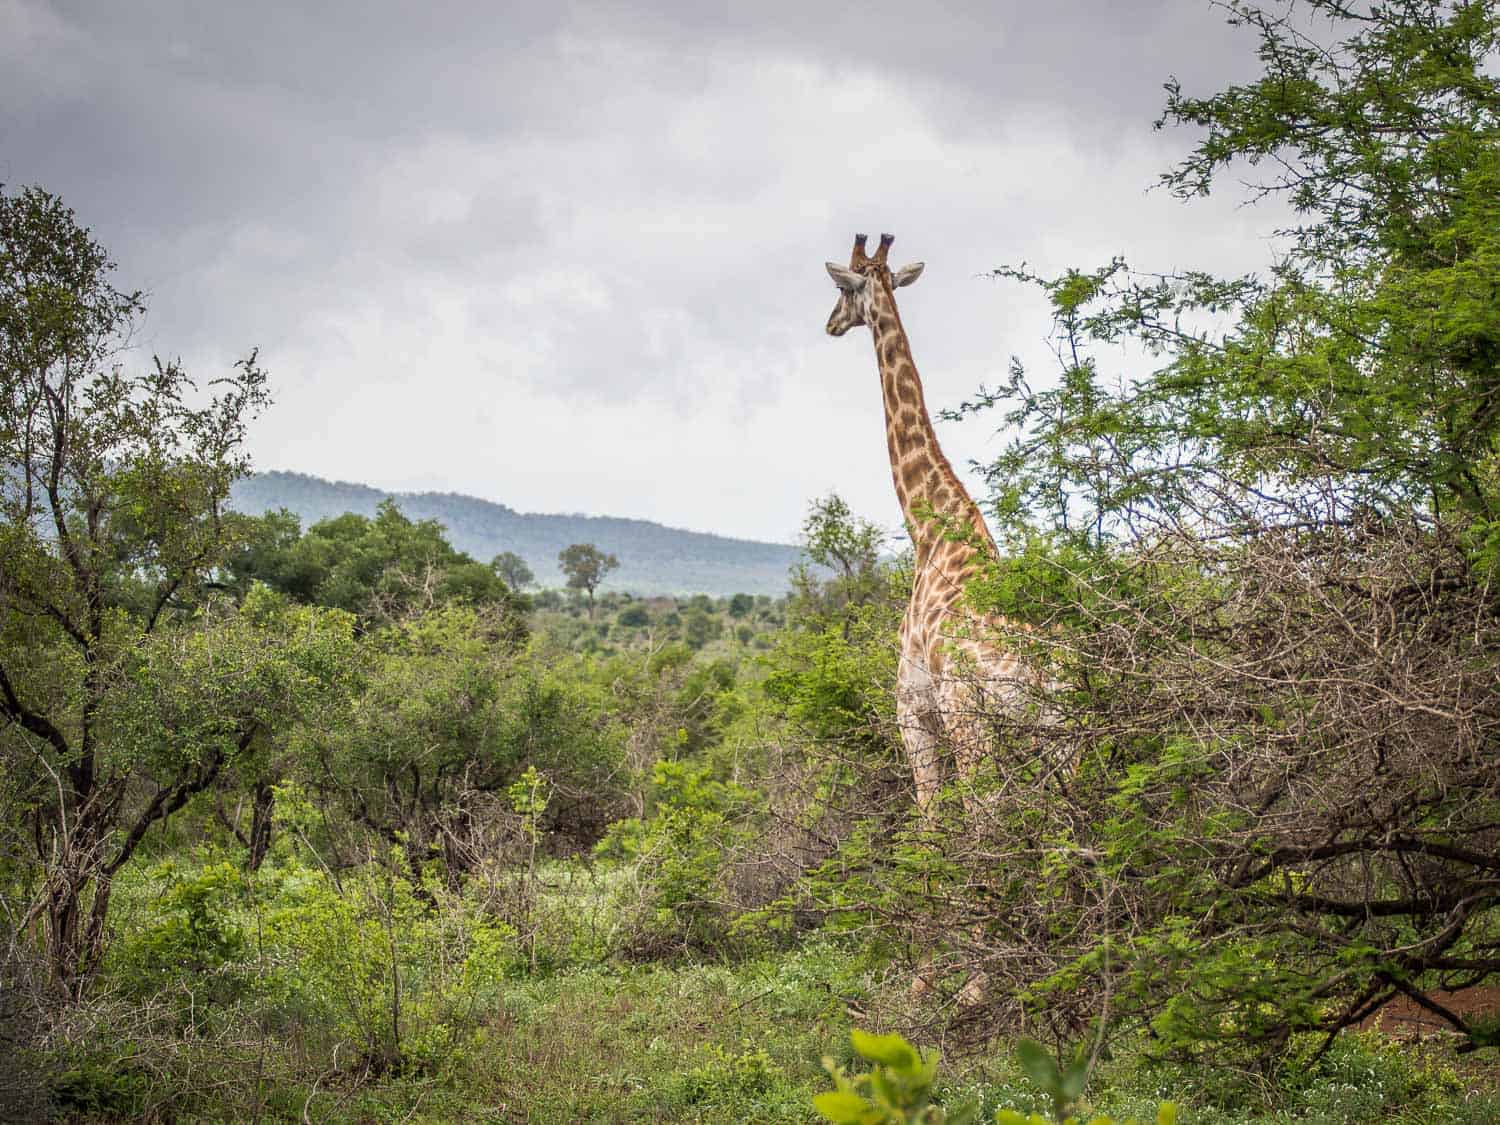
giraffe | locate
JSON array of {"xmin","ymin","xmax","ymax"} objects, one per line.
[
  {"xmin": 825, "ymin": 232, "xmax": 1039, "ymax": 1002},
  {"xmin": 824, "ymin": 232, "xmax": 1033, "ymax": 813}
]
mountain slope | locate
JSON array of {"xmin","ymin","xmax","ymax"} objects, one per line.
[{"xmin": 229, "ymin": 471, "xmax": 801, "ymax": 596}]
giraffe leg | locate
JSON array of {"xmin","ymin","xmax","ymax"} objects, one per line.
[
  {"xmin": 895, "ymin": 669, "xmax": 945, "ymax": 999},
  {"xmin": 896, "ymin": 694, "xmax": 944, "ymax": 812},
  {"xmin": 895, "ymin": 645, "xmax": 944, "ymax": 811},
  {"xmin": 937, "ymin": 673, "xmax": 995, "ymax": 1007}
]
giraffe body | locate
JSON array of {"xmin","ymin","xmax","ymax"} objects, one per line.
[{"xmin": 826, "ymin": 233, "xmax": 1029, "ymax": 812}]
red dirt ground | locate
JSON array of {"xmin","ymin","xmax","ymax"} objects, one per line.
[{"xmin": 1358, "ymin": 986, "xmax": 1500, "ymax": 1041}]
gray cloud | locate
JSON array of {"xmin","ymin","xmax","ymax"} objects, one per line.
[{"xmin": 3, "ymin": 0, "xmax": 1277, "ymax": 542}]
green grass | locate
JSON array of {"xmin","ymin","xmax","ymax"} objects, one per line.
[{"xmin": 30, "ymin": 851, "xmax": 1500, "ymax": 1123}]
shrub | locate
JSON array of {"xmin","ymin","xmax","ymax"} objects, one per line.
[
  {"xmin": 814, "ymin": 1031, "xmax": 1177, "ymax": 1125},
  {"xmin": 597, "ymin": 761, "xmax": 758, "ymax": 955},
  {"xmin": 261, "ymin": 855, "xmax": 512, "ymax": 1075}
]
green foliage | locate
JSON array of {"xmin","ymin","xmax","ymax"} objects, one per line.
[
  {"xmin": 229, "ymin": 499, "xmax": 528, "ymax": 630},
  {"xmin": 597, "ymin": 760, "xmax": 758, "ymax": 954},
  {"xmin": 763, "ymin": 599, "xmax": 898, "ymax": 749},
  {"xmin": 1000, "ymin": 1039, "xmax": 1177, "ymax": 1125},
  {"xmin": 261, "ymin": 855, "xmax": 513, "ymax": 1075},
  {"xmin": 816, "ymin": 1032, "xmax": 1181, "ymax": 1125},
  {"xmin": 684, "ymin": 603, "xmax": 723, "ymax": 649},
  {"xmin": 508, "ymin": 763, "xmax": 550, "ymax": 839},
  {"xmin": 113, "ymin": 587, "xmax": 358, "ymax": 781},
  {"xmin": 558, "ymin": 541, "xmax": 620, "ymax": 613},
  {"xmin": 308, "ymin": 605, "xmax": 623, "ymax": 865},
  {"xmin": 977, "ymin": 2, "xmax": 1500, "ymax": 535},
  {"xmin": 618, "ymin": 602, "xmax": 652, "ymax": 627},
  {"xmin": 48, "ymin": 1061, "xmax": 152, "ymax": 1119},
  {"xmin": 816, "ymin": 1028, "xmax": 976, "ymax": 1124},
  {"xmin": 112, "ymin": 860, "xmax": 249, "ymax": 999},
  {"xmin": 672, "ymin": 1043, "xmax": 782, "ymax": 1110}
]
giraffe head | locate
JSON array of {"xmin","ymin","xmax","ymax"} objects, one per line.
[{"xmin": 825, "ymin": 232, "xmax": 925, "ymax": 337}]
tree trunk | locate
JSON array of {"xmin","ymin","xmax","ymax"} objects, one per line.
[
  {"xmin": 42, "ymin": 803, "xmax": 113, "ymax": 1000},
  {"xmin": 247, "ymin": 781, "xmax": 275, "ymax": 872}
]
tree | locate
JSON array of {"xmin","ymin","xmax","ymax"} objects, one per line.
[
  {"xmin": 0, "ymin": 185, "xmax": 290, "ymax": 993},
  {"xmin": 491, "ymin": 550, "xmax": 534, "ymax": 591},
  {"xmin": 305, "ymin": 605, "xmax": 626, "ymax": 874},
  {"xmin": 682, "ymin": 605, "xmax": 722, "ymax": 650},
  {"xmin": 790, "ymin": 494, "xmax": 889, "ymax": 636},
  {"xmin": 557, "ymin": 542, "xmax": 618, "ymax": 617},
  {"xmin": 923, "ymin": 1, "xmax": 1500, "ymax": 1056},
  {"xmin": 980, "ymin": 0, "xmax": 1500, "ymax": 539},
  {"xmin": 228, "ymin": 501, "xmax": 527, "ymax": 635}
]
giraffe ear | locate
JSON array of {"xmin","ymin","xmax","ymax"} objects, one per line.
[
  {"xmin": 892, "ymin": 262, "xmax": 925, "ymax": 288},
  {"xmin": 826, "ymin": 263, "xmax": 867, "ymax": 293}
]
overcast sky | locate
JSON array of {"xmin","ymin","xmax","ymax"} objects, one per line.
[{"xmin": 3, "ymin": 0, "xmax": 1284, "ymax": 544}]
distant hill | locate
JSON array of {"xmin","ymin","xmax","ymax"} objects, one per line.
[{"xmin": 228, "ymin": 471, "xmax": 802, "ymax": 596}]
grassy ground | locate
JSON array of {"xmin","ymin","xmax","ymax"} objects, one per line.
[
  {"xmin": 287, "ymin": 949, "xmax": 1500, "ymax": 1123},
  {"xmin": 28, "ymin": 854, "xmax": 1500, "ymax": 1123}
]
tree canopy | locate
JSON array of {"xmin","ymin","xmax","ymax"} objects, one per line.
[
  {"xmin": 977, "ymin": 0, "xmax": 1500, "ymax": 541},
  {"xmin": 0, "ymin": 185, "xmax": 298, "ymax": 991},
  {"xmin": 557, "ymin": 542, "xmax": 619, "ymax": 615}
]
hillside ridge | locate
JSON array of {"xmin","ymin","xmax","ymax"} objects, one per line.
[{"xmin": 229, "ymin": 470, "xmax": 800, "ymax": 596}]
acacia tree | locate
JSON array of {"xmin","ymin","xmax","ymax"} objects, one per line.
[
  {"xmin": 979, "ymin": 0, "xmax": 1500, "ymax": 539},
  {"xmin": 0, "ymin": 186, "xmax": 308, "ymax": 994},
  {"xmin": 557, "ymin": 542, "xmax": 618, "ymax": 617}
]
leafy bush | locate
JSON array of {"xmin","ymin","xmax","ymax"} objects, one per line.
[
  {"xmin": 112, "ymin": 860, "xmax": 249, "ymax": 1002},
  {"xmin": 815, "ymin": 1031, "xmax": 1177, "ymax": 1125},
  {"xmin": 260, "ymin": 855, "xmax": 512, "ymax": 1075},
  {"xmin": 597, "ymin": 760, "xmax": 758, "ymax": 955},
  {"xmin": 816, "ymin": 1028, "xmax": 970, "ymax": 1124}
]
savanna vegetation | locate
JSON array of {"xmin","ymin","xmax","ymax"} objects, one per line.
[{"xmin": 4, "ymin": 3, "xmax": 1500, "ymax": 1121}]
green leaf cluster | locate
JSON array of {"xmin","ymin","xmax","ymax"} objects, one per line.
[{"xmin": 815, "ymin": 1028, "xmax": 964, "ymax": 1125}]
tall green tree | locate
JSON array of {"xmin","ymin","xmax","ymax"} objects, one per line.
[
  {"xmin": 557, "ymin": 542, "xmax": 618, "ymax": 617},
  {"xmin": 0, "ymin": 185, "xmax": 304, "ymax": 992}
]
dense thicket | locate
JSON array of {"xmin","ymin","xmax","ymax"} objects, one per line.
[{"xmin": 884, "ymin": 0, "xmax": 1500, "ymax": 1059}]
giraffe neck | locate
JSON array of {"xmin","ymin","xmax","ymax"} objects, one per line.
[{"xmin": 867, "ymin": 282, "xmax": 996, "ymax": 568}]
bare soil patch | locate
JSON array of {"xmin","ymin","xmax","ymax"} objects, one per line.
[{"xmin": 1358, "ymin": 986, "xmax": 1500, "ymax": 1041}]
